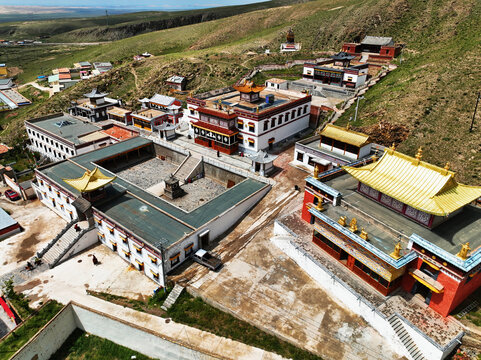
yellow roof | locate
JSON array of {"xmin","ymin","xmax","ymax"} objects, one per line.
[
  {"xmin": 320, "ymin": 124, "xmax": 371, "ymax": 147},
  {"xmin": 343, "ymin": 149, "xmax": 481, "ymax": 216},
  {"xmin": 0, "ymin": 67, "xmax": 7, "ymax": 75},
  {"xmin": 63, "ymin": 167, "xmax": 116, "ymax": 192}
]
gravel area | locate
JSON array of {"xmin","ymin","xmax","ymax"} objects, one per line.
[
  {"xmin": 117, "ymin": 157, "xmax": 178, "ymax": 190},
  {"xmin": 163, "ymin": 177, "xmax": 226, "ymax": 212}
]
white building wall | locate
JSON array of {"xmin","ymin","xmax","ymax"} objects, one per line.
[
  {"xmin": 358, "ymin": 144, "xmax": 372, "ymax": 158},
  {"xmin": 26, "ymin": 126, "xmax": 76, "ymax": 161},
  {"xmin": 238, "ymin": 102, "xmax": 311, "ymax": 153},
  {"xmin": 33, "ymin": 178, "xmax": 78, "ymax": 222},
  {"xmin": 57, "ymin": 228, "xmax": 98, "ymax": 265}
]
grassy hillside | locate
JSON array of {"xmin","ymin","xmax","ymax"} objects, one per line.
[
  {"xmin": 3, "ymin": 0, "xmax": 481, "ymax": 183},
  {"xmin": 0, "ymin": 0, "xmax": 310, "ymax": 42}
]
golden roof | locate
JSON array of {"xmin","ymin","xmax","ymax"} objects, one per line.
[
  {"xmin": 233, "ymin": 80, "xmax": 265, "ymax": 94},
  {"xmin": 63, "ymin": 167, "xmax": 116, "ymax": 192},
  {"xmin": 320, "ymin": 124, "xmax": 371, "ymax": 147},
  {"xmin": 343, "ymin": 148, "xmax": 481, "ymax": 216}
]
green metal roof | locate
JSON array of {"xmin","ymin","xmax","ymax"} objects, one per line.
[{"xmin": 38, "ymin": 137, "xmax": 268, "ymax": 249}]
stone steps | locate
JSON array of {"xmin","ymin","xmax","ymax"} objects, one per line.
[
  {"xmin": 388, "ymin": 316, "xmax": 426, "ymax": 360},
  {"xmin": 161, "ymin": 284, "xmax": 184, "ymax": 311},
  {"xmin": 41, "ymin": 222, "xmax": 87, "ymax": 267},
  {"xmin": 174, "ymin": 156, "xmax": 201, "ymax": 183}
]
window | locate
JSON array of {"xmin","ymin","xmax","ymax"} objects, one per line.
[
  {"xmin": 296, "ymin": 152, "xmax": 304, "ymax": 162},
  {"xmin": 66, "ymin": 197, "xmax": 70, "ymax": 204},
  {"xmin": 304, "ymin": 105, "xmax": 308, "ymax": 114},
  {"xmin": 297, "ymin": 108, "xmax": 302, "ymax": 116},
  {"xmin": 291, "ymin": 110, "xmax": 295, "ymax": 118},
  {"xmin": 263, "ymin": 121, "xmax": 268, "ymax": 131},
  {"xmin": 123, "ymin": 250, "xmax": 130, "ymax": 258},
  {"xmin": 308, "ymin": 157, "xmax": 315, "ymax": 167},
  {"xmin": 133, "ymin": 244, "xmax": 142, "ymax": 254},
  {"xmin": 237, "ymin": 120, "xmax": 244, "ymax": 129},
  {"xmin": 151, "ymin": 270, "xmax": 159, "ymax": 280},
  {"xmin": 248, "ymin": 124, "xmax": 255, "ymax": 132},
  {"xmin": 278, "ymin": 117, "xmax": 282, "ymax": 125},
  {"xmin": 184, "ymin": 243, "xmax": 194, "ymax": 256},
  {"xmin": 248, "ymin": 139, "xmax": 255, "ymax": 148},
  {"xmin": 148, "ymin": 254, "xmax": 157, "ymax": 264},
  {"xmin": 279, "ymin": 115, "xmax": 284, "ymax": 123},
  {"xmin": 285, "ymin": 113, "xmax": 289, "ymax": 121},
  {"xmin": 97, "ymin": 232, "xmax": 105, "ymax": 241},
  {"xmin": 271, "ymin": 118, "xmax": 275, "ymax": 128},
  {"xmin": 170, "ymin": 253, "xmax": 180, "ymax": 266}
]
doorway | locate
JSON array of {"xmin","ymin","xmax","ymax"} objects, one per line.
[
  {"xmin": 411, "ymin": 282, "xmax": 433, "ymax": 305},
  {"xmin": 199, "ymin": 230, "xmax": 210, "ymax": 248},
  {"xmin": 339, "ymin": 249, "xmax": 349, "ymax": 265}
]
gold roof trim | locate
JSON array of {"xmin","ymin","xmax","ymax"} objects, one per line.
[
  {"xmin": 63, "ymin": 167, "xmax": 116, "ymax": 193},
  {"xmin": 320, "ymin": 124, "xmax": 371, "ymax": 147},
  {"xmin": 343, "ymin": 148, "xmax": 481, "ymax": 216}
]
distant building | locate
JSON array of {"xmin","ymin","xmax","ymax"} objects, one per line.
[
  {"xmin": 0, "ymin": 78, "xmax": 13, "ymax": 90},
  {"xmin": 0, "ymin": 208, "xmax": 20, "ymax": 240},
  {"xmin": 101, "ymin": 124, "xmax": 139, "ymax": 143},
  {"xmin": 280, "ymin": 28, "xmax": 301, "ymax": 52},
  {"xmin": 139, "ymin": 94, "xmax": 183, "ymax": 125},
  {"xmin": 265, "ymin": 78, "xmax": 289, "ymax": 91},
  {"xmin": 166, "ymin": 76, "xmax": 186, "ymax": 91},
  {"xmin": 187, "ymin": 80, "xmax": 311, "ymax": 154},
  {"xmin": 0, "ymin": 64, "xmax": 7, "ymax": 79},
  {"xmin": 0, "ymin": 89, "xmax": 31, "ymax": 110},
  {"xmin": 131, "ymin": 108, "xmax": 168, "ymax": 132},
  {"xmin": 93, "ymin": 62, "xmax": 113, "ymax": 74},
  {"xmin": 107, "ymin": 106, "xmax": 132, "ymax": 125},
  {"xmin": 73, "ymin": 61, "xmax": 92, "ymax": 70},
  {"xmin": 25, "ymin": 113, "xmax": 111, "ymax": 161},
  {"xmin": 69, "ymin": 89, "xmax": 121, "ymax": 122},
  {"xmin": 342, "ymin": 36, "xmax": 401, "ymax": 60},
  {"xmin": 303, "ymin": 52, "xmax": 369, "ymax": 88},
  {"xmin": 293, "ymin": 124, "xmax": 373, "ymax": 172}
]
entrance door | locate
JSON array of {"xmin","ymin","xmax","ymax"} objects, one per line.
[
  {"xmin": 411, "ymin": 282, "xmax": 432, "ymax": 305},
  {"xmin": 339, "ymin": 249, "xmax": 349, "ymax": 265},
  {"xmin": 255, "ymin": 163, "xmax": 261, "ymax": 172},
  {"xmin": 199, "ymin": 230, "xmax": 210, "ymax": 248},
  {"xmin": 112, "ymin": 244, "xmax": 117, "ymax": 252}
]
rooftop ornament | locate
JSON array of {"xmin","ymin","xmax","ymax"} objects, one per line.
[
  {"xmin": 349, "ymin": 218, "xmax": 357, "ymax": 233},
  {"xmin": 315, "ymin": 198, "xmax": 324, "ymax": 211},
  {"xmin": 338, "ymin": 216, "xmax": 347, "ymax": 226},
  {"xmin": 457, "ymin": 242, "xmax": 471, "ymax": 260},
  {"xmin": 63, "ymin": 167, "xmax": 116, "ymax": 193},
  {"xmin": 390, "ymin": 143, "xmax": 396, "ymax": 151},
  {"xmin": 390, "ymin": 242, "xmax": 402, "ymax": 260},
  {"xmin": 360, "ymin": 228, "xmax": 368, "ymax": 241},
  {"xmin": 415, "ymin": 146, "xmax": 423, "ymax": 161},
  {"xmin": 313, "ymin": 164, "xmax": 320, "ymax": 180}
]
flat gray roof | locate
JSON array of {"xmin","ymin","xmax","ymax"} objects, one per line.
[
  {"xmin": 26, "ymin": 114, "xmax": 101, "ymax": 145},
  {"xmin": 38, "ymin": 137, "xmax": 268, "ymax": 249},
  {"xmin": 0, "ymin": 208, "xmax": 18, "ymax": 230},
  {"xmin": 324, "ymin": 174, "xmax": 481, "ymax": 256}
]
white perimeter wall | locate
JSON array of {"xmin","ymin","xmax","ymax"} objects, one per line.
[
  {"xmin": 271, "ymin": 221, "xmax": 450, "ymax": 360},
  {"xmin": 10, "ymin": 305, "xmax": 77, "ymax": 360}
]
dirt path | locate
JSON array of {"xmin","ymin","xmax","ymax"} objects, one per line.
[
  {"xmin": 19, "ymin": 81, "xmax": 54, "ymax": 98},
  {"xmin": 129, "ymin": 64, "xmax": 140, "ymax": 92}
]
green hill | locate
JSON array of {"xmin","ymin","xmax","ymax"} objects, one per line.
[{"xmin": 3, "ymin": 0, "xmax": 481, "ymax": 183}]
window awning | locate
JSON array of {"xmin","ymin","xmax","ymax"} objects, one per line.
[
  {"xmin": 409, "ymin": 269, "xmax": 444, "ymax": 293},
  {"xmin": 184, "ymin": 243, "xmax": 194, "ymax": 251},
  {"xmin": 170, "ymin": 253, "xmax": 180, "ymax": 261}
]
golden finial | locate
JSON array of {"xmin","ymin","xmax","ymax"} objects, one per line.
[
  {"xmin": 346, "ymin": 123, "xmax": 350, "ymax": 130},
  {"xmin": 415, "ymin": 146, "xmax": 423, "ymax": 161},
  {"xmin": 390, "ymin": 242, "xmax": 402, "ymax": 260},
  {"xmin": 360, "ymin": 228, "xmax": 368, "ymax": 241},
  {"xmin": 256, "ymin": 106, "xmax": 259, "ymax": 114},
  {"xmin": 349, "ymin": 218, "xmax": 357, "ymax": 233},
  {"xmin": 313, "ymin": 164, "xmax": 319, "ymax": 180},
  {"xmin": 457, "ymin": 242, "xmax": 471, "ymax": 260},
  {"xmin": 316, "ymin": 200, "xmax": 324, "ymax": 211},
  {"xmin": 338, "ymin": 216, "xmax": 347, "ymax": 227},
  {"xmin": 444, "ymin": 162, "xmax": 450, "ymax": 171},
  {"xmin": 389, "ymin": 142, "xmax": 396, "ymax": 152},
  {"xmin": 372, "ymin": 148, "xmax": 379, "ymax": 161}
]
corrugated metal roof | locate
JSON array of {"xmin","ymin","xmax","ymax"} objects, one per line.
[
  {"xmin": 320, "ymin": 124, "xmax": 371, "ymax": 147},
  {"xmin": 360, "ymin": 36, "xmax": 394, "ymax": 46},
  {"xmin": 148, "ymin": 94, "xmax": 176, "ymax": 106},
  {"xmin": 0, "ymin": 208, "xmax": 18, "ymax": 230},
  {"xmin": 343, "ymin": 149, "xmax": 481, "ymax": 216}
]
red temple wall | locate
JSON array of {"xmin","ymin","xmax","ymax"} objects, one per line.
[
  {"xmin": 447, "ymin": 271, "xmax": 481, "ymax": 315},
  {"xmin": 302, "ymin": 191, "xmax": 315, "ymax": 222}
]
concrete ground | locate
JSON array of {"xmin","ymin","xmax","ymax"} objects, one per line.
[
  {"xmin": 0, "ymin": 198, "xmax": 66, "ymax": 278},
  {"xmin": 17, "ymin": 244, "xmax": 285, "ymax": 360},
  {"xmin": 116, "ymin": 157, "xmax": 179, "ymax": 190},
  {"xmin": 171, "ymin": 147, "xmax": 402, "ymax": 360}
]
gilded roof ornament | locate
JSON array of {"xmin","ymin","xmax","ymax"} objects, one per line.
[
  {"xmin": 457, "ymin": 242, "xmax": 471, "ymax": 260},
  {"xmin": 390, "ymin": 242, "xmax": 402, "ymax": 260},
  {"xmin": 415, "ymin": 146, "xmax": 423, "ymax": 161},
  {"xmin": 360, "ymin": 228, "xmax": 368, "ymax": 240},
  {"xmin": 338, "ymin": 216, "xmax": 347, "ymax": 226},
  {"xmin": 390, "ymin": 142, "xmax": 396, "ymax": 151},
  {"xmin": 349, "ymin": 218, "xmax": 357, "ymax": 233},
  {"xmin": 313, "ymin": 164, "xmax": 319, "ymax": 179},
  {"xmin": 444, "ymin": 162, "xmax": 450, "ymax": 171}
]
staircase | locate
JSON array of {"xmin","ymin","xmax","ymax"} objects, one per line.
[
  {"xmin": 161, "ymin": 284, "xmax": 184, "ymax": 311},
  {"xmin": 41, "ymin": 221, "xmax": 89, "ymax": 268},
  {"xmin": 388, "ymin": 315, "xmax": 426, "ymax": 360},
  {"xmin": 173, "ymin": 154, "xmax": 202, "ymax": 183}
]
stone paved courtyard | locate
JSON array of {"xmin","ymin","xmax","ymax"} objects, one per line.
[{"xmin": 117, "ymin": 157, "xmax": 178, "ymax": 189}]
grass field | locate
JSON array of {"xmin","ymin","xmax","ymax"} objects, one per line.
[
  {"xmin": 50, "ymin": 329, "xmax": 155, "ymax": 360},
  {"xmin": 0, "ymin": 301, "xmax": 63, "ymax": 360}
]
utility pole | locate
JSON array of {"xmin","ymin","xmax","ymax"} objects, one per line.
[
  {"xmin": 470, "ymin": 92, "xmax": 481, "ymax": 132},
  {"xmin": 354, "ymin": 96, "xmax": 365, "ymax": 123}
]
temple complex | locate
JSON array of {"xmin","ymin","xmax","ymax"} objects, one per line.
[
  {"xmin": 300, "ymin": 144, "xmax": 481, "ymax": 316},
  {"xmin": 187, "ymin": 80, "xmax": 311, "ymax": 154},
  {"xmin": 342, "ymin": 36, "xmax": 401, "ymax": 60},
  {"xmin": 139, "ymin": 94, "xmax": 183, "ymax": 125}
]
